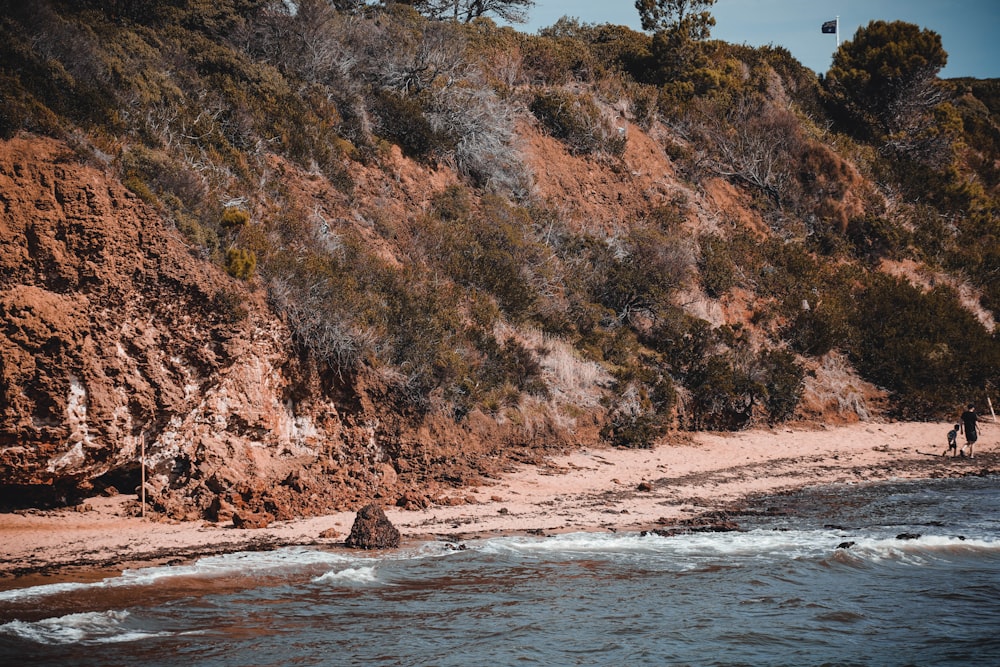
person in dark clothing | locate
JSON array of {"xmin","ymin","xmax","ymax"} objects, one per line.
[
  {"xmin": 944, "ymin": 424, "xmax": 960, "ymax": 457},
  {"xmin": 959, "ymin": 404, "xmax": 983, "ymax": 458}
]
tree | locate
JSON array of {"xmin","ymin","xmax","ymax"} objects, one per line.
[
  {"xmin": 414, "ymin": 0, "xmax": 535, "ymax": 24},
  {"xmin": 825, "ymin": 20, "xmax": 948, "ymax": 142},
  {"xmin": 634, "ymin": 0, "xmax": 716, "ymax": 40},
  {"xmin": 634, "ymin": 0, "xmax": 716, "ymax": 89}
]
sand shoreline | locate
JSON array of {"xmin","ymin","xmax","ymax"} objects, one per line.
[{"xmin": 2, "ymin": 420, "xmax": 996, "ymax": 584}]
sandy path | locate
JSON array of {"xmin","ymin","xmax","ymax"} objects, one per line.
[{"xmin": 1, "ymin": 420, "xmax": 995, "ymax": 580}]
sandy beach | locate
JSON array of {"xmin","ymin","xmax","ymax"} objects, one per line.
[{"xmin": 2, "ymin": 420, "xmax": 996, "ymax": 582}]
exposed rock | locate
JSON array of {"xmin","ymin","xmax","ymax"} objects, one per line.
[
  {"xmin": 0, "ymin": 133, "xmax": 599, "ymax": 518},
  {"xmin": 836, "ymin": 541, "xmax": 856, "ymax": 549},
  {"xmin": 232, "ymin": 510, "xmax": 273, "ymax": 529},
  {"xmin": 643, "ymin": 519, "xmax": 740, "ymax": 537},
  {"xmin": 396, "ymin": 491, "xmax": 430, "ymax": 510},
  {"xmin": 637, "ymin": 481, "xmax": 654, "ymax": 492},
  {"xmin": 345, "ymin": 503, "xmax": 400, "ymax": 550},
  {"xmin": 895, "ymin": 532, "xmax": 921, "ymax": 540},
  {"xmin": 318, "ymin": 527, "xmax": 340, "ymax": 539}
]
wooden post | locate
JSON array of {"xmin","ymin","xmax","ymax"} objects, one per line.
[
  {"xmin": 140, "ymin": 435, "xmax": 146, "ymax": 519},
  {"xmin": 989, "ymin": 396, "xmax": 997, "ymax": 423}
]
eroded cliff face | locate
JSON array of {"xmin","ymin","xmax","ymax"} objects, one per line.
[{"xmin": 0, "ymin": 136, "xmax": 564, "ymax": 520}]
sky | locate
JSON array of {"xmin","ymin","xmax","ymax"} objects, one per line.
[{"xmin": 511, "ymin": 1, "xmax": 1000, "ymax": 79}]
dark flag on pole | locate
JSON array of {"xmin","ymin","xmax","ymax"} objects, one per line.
[{"xmin": 822, "ymin": 19, "xmax": 837, "ymax": 34}]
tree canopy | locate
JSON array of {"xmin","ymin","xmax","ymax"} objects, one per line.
[
  {"xmin": 634, "ymin": 0, "xmax": 716, "ymax": 39},
  {"xmin": 409, "ymin": 0, "xmax": 535, "ymax": 23},
  {"xmin": 826, "ymin": 20, "xmax": 947, "ymax": 140}
]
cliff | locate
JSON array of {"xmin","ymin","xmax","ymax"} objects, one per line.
[{"xmin": 0, "ymin": 135, "xmax": 583, "ymax": 519}]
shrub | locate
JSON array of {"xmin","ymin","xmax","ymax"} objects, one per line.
[
  {"xmin": 644, "ymin": 307, "xmax": 716, "ymax": 378},
  {"xmin": 372, "ymin": 90, "xmax": 453, "ymax": 162},
  {"xmin": 698, "ymin": 233, "xmax": 736, "ymax": 297},
  {"xmin": 418, "ymin": 193, "xmax": 543, "ymax": 319},
  {"xmin": 846, "ymin": 214, "xmax": 911, "ymax": 262},
  {"xmin": 221, "ymin": 206, "xmax": 250, "ymax": 230},
  {"xmin": 847, "ymin": 276, "xmax": 1000, "ymax": 417},
  {"xmin": 686, "ymin": 345, "xmax": 804, "ymax": 431},
  {"xmin": 174, "ymin": 209, "xmax": 220, "ymax": 255},
  {"xmin": 601, "ymin": 366, "xmax": 676, "ymax": 448},
  {"xmin": 518, "ymin": 29, "xmax": 597, "ymax": 85},
  {"xmin": 589, "ymin": 222, "xmax": 693, "ymax": 322},
  {"xmin": 211, "ymin": 287, "xmax": 249, "ymax": 323},
  {"xmin": 529, "ymin": 89, "xmax": 626, "ymax": 156},
  {"xmin": 225, "ymin": 248, "xmax": 257, "ymax": 280},
  {"xmin": 123, "ymin": 175, "xmax": 156, "ymax": 204}
]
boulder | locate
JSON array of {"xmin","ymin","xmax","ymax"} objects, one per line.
[
  {"xmin": 345, "ymin": 503, "xmax": 400, "ymax": 549},
  {"xmin": 232, "ymin": 510, "xmax": 273, "ymax": 529}
]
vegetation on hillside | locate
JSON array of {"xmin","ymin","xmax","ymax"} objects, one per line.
[{"xmin": 1, "ymin": 0, "xmax": 998, "ymax": 444}]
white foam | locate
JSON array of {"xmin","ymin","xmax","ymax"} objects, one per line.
[
  {"xmin": 839, "ymin": 534, "xmax": 1000, "ymax": 566},
  {"xmin": 0, "ymin": 547, "xmax": 364, "ymax": 603},
  {"xmin": 0, "ymin": 610, "xmax": 175, "ymax": 645},
  {"xmin": 0, "ymin": 581, "xmax": 92, "ymax": 603},
  {"xmin": 312, "ymin": 565, "xmax": 381, "ymax": 585},
  {"xmin": 481, "ymin": 530, "xmax": 838, "ymax": 560},
  {"xmin": 477, "ymin": 529, "xmax": 1000, "ymax": 566}
]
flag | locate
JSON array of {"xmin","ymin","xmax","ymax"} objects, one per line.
[{"xmin": 821, "ymin": 19, "xmax": 837, "ymax": 34}]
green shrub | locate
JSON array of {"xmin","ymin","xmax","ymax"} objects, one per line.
[
  {"xmin": 601, "ymin": 366, "xmax": 675, "ymax": 448},
  {"xmin": 225, "ymin": 247, "xmax": 257, "ymax": 280},
  {"xmin": 589, "ymin": 223, "xmax": 692, "ymax": 321},
  {"xmin": 698, "ymin": 234, "xmax": 736, "ymax": 297},
  {"xmin": 372, "ymin": 90, "xmax": 453, "ymax": 162},
  {"xmin": 686, "ymin": 345, "xmax": 804, "ymax": 431},
  {"xmin": 211, "ymin": 287, "xmax": 249, "ymax": 323},
  {"xmin": 847, "ymin": 276, "xmax": 1000, "ymax": 417},
  {"xmin": 529, "ymin": 89, "xmax": 625, "ymax": 156},
  {"xmin": 175, "ymin": 210, "xmax": 220, "ymax": 254},
  {"xmin": 123, "ymin": 175, "xmax": 156, "ymax": 204},
  {"xmin": 518, "ymin": 29, "xmax": 597, "ymax": 85},
  {"xmin": 846, "ymin": 214, "xmax": 911, "ymax": 262},
  {"xmin": 221, "ymin": 206, "xmax": 250, "ymax": 230},
  {"xmin": 418, "ymin": 193, "xmax": 543, "ymax": 319}
]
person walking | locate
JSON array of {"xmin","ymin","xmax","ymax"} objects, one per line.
[
  {"xmin": 944, "ymin": 423, "xmax": 960, "ymax": 457},
  {"xmin": 959, "ymin": 404, "xmax": 983, "ymax": 458}
]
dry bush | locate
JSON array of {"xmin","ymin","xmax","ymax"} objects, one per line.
[
  {"xmin": 680, "ymin": 93, "xmax": 802, "ymax": 206},
  {"xmin": 530, "ymin": 88, "xmax": 627, "ymax": 156},
  {"xmin": 427, "ymin": 81, "xmax": 530, "ymax": 195},
  {"xmin": 268, "ymin": 278, "xmax": 372, "ymax": 376},
  {"xmin": 799, "ymin": 352, "xmax": 885, "ymax": 421},
  {"xmin": 499, "ymin": 324, "xmax": 611, "ymax": 409}
]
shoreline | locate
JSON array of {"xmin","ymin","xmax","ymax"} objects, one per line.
[{"xmin": 2, "ymin": 420, "xmax": 996, "ymax": 584}]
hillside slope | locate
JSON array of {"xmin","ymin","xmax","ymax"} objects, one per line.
[
  {"xmin": 0, "ymin": 135, "xmax": 588, "ymax": 519},
  {"xmin": 1, "ymin": 2, "xmax": 998, "ymax": 519}
]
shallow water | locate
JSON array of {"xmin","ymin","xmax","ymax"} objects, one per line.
[{"xmin": 2, "ymin": 476, "xmax": 999, "ymax": 666}]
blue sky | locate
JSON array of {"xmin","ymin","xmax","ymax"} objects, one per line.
[{"xmin": 513, "ymin": 1, "xmax": 999, "ymax": 79}]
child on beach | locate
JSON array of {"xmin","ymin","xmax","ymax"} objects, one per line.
[{"xmin": 944, "ymin": 424, "xmax": 960, "ymax": 457}]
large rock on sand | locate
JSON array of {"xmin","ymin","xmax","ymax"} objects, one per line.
[{"xmin": 345, "ymin": 503, "xmax": 400, "ymax": 549}]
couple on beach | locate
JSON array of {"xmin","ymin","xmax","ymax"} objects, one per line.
[{"xmin": 945, "ymin": 404, "xmax": 988, "ymax": 458}]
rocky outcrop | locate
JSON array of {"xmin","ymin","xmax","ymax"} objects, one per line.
[
  {"xmin": 0, "ymin": 137, "xmax": 393, "ymax": 515},
  {"xmin": 345, "ymin": 503, "xmax": 401, "ymax": 550},
  {"xmin": 0, "ymin": 136, "xmax": 579, "ymax": 518}
]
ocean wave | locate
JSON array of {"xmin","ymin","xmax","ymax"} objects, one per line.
[
  {"xmin": 0, "ymin": 547, "xmax": 365, "ymax": 603},
  {"xmin": 312, "ymin": 565, "xmax": 381, "ymax": 585},
  {"xmin": 0, "ymin": 543, "xmax": 472, "ymax": 604},
  {"xmin": 0, "ymin": 610, "xmax": 188, "ymax": 645},
  {"xmin": 832, "ymin": 535, "xmax": 1000, "ymax": 566},
  {"xmin": 476, "ymin": 529, "xmax": 1000, "ymax": 566}
]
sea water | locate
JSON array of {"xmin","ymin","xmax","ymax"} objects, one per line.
[{"xmin": 2, "ymin": 476, "xmax": 999, "ymax": 666}]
